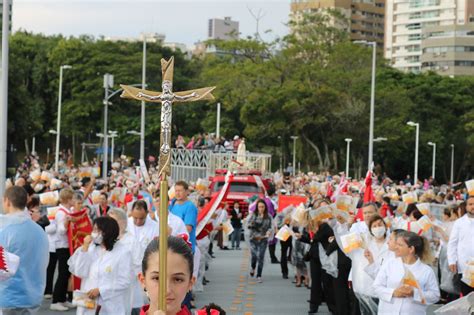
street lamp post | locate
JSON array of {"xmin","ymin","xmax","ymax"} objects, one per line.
[
  {"xmin": 427, "ymin": 142, "xmax": 436, "ymax": 179},
  {"xmin": 216, "ymin": 102, "xmax": 221, "ymax": 139},
  {"xmin": 450, "ymin": 144, "xmax": 454, "ymax": 185},
  {"xmin": 109, "ymin": 131, "xmax": 118, "ymax": 163},
  {"xmin": 102, "ymin": 73, "xmax": 114, "ymax": 180},
  {"xmin": 0, "ymin": 0, "xmax": 10, "ymax": 207},
  {"xmin": 354, "ymin": 40, "xmax": 376, "ymax": 170},
  {"xmin": 55, "ymin": 65, "xmax": 72, "ymax": 172},
  {"xmin": 407, "ymin": 121, "xmax": 420, "ymax": 185},
  {"xmin": 345, "ymin": 138, "xmax": 352, "ymax": 177},
  {"xmin": 290, "ymin": 136, "xmax": 298, "ymax": 176}
]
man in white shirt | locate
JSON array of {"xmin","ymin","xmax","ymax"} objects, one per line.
[
  {"xmin": 448, "ymin": 195, "xmax": 474, "ymax": 296},
  {"xmin": 127, "ymin": 200, "xmax": 159, "ymax": 249}
]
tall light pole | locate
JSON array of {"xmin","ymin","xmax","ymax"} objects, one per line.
[
  {"xmin": 450, "ymin": 144, "xmax": 454, "ymax": 185},
  {"xmin": 354, "ymin": 40, "xmax": 376, "ymax": 170},
  {"xmin": 140, "ymin": 35, "xmax": 147, "ymax": 161},
  {"xmin": 0, "ymin": 0, "xmax": 10, "ymax": 206},
  {"xmin": 427, "ymin": 141, "xmax": 436, "ymax": 179},
  {"xmin": 108, "ymin": 131, "xmax": 118, "ymax": 163},
  {"xmin": 103, "ymin": 73, "xmax": 114, "ymax": 180},
  {"xmin": 407, "ymin": 121, "xmax": 420, "ymax": 185},
  {"xmin": 55, "ymin": 64, "xmax": 72, "ymax": 172},
  {"xmin": 216, "ymin": 102, "xmax": 221, "ymax": 139},
  {"xmin": 345, "ymin": 138, "xmax": 352, "ymax": 177},
  {"xmin": 290, "ymin": 136, "xmax": 298, "ymax": 176}
]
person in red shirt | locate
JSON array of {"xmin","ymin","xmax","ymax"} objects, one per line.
[{"xmin": 379, "ymin": 196, "xmax": 394, "ymax": 218}]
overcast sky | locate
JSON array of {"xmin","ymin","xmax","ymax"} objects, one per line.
[{"xmin": 12, "ymin": 0, "xmax": 292, "ymax": 47}]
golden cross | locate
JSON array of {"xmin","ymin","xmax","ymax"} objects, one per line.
[{"xmin": 120, "ymin": 56, "xmax": 215, "ymax": 311}]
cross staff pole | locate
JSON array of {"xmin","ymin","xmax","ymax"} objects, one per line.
[{"xmin": 120, "ymin": 56, "xmax": 215, "ymax": 311}]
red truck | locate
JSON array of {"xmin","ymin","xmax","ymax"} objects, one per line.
[{"xmin": 208, "ymin": 169, "xmax": 270, "ymax": 217}]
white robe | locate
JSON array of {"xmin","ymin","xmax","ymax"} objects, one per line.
[
  {"xmin": 150, "ymin": 212, "xmax": 189, "ymax": 237},
  {"xmin": 118, "ymin": 232, "xmax": 146, "ymax": 309},
  {"xmin": 347, "ymin": 236, "xmax": 390, "ymax": 297},
  {"xmin": 68, "ymin": 242, "xmax": 132, "ymax": 315},
  {"xmin": 126, "ymin": 218, "xmax": 159, "ymax": 310},
  {"xmin": 127, "ymin": 217, "xmax": 159, "ymax": 249},
  {"xmin": 373, "ymin": 257, "xmax": 440, "ymax": 315}
]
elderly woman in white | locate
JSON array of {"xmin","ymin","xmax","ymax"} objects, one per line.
[
  {"xmin": 68, "ymin": 216, "xmax": 131, "ymax": 315},
  {"xmin": 373, "ymin": 230, "xmax": 440, "ymax": 315}
]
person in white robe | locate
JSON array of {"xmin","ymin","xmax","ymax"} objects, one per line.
[
  {"xmin": 68, "ymin": 217, "xmax": 131, "ymax": 315},
  {"xmin": 373, "ymin": 230, "xmax": 440, "ymax": 315},
  {"xmin": 108, "ymin": 208, "xmax": 146, "ymax": 315}
]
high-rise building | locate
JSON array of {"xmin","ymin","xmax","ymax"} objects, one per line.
[
  {"xmin": 208, "ymin": 17, "xmax": 239, "ymax": 41},
  {"xmin": 0, "ymin": 0, "xmax": 13, "ymax": 39},
  {"xmin": 420, "ymin": 23, "xmax": 474, "ymax": 76},
  {"xmin": 384, "ymin": 0, "xmax": 473, "ymax": 74},
  {"xmin": 290, "ymin": 0, "xmax": 386, "ymax": 47}
]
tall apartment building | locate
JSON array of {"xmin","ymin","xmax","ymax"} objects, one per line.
[
  {"xmin": 208, "ymin": 17, "xmax": 239, "ymax": 41},
  {"xmin": 290, "ymin": 0, "xmax": 386, "ymax": 47},
  {"xmin": 420, "ymin": 23, "xmax": 474, "ymax": 75},
  {"xmin": 385, "ymin": 0, "xmax": 474, "ymax": 73}
]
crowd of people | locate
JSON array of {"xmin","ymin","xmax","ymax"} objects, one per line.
[
  {"xmin": 243, "ymin": 170, "xmax": 473, "ymax": 314},
  {"xmin": 0, "ymin": 154, "xmax": 230, "ymax": 315},
  {"xmin": 0, "ymin": 152, "xmax": 473, "ymax": 315},
  {"xmin": 175, "ymin": 134, "xmax": 243, "ymax": 153}
]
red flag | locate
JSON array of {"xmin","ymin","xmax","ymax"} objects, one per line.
[
  {"xmin": 196, "ymin": 173, "xmax": 233, "ymax": 235},
  {"xmin": 326, "ymin": 182, "xmax": 333, "ymax": 199},
  {"xmin": 66, "ymin": 208, "xmax": 93, "ymax": 290},
  {"xmin": 277, "ymin": 194, "xmax": 308, "ymax": 213},
  {"xmin": 363, "ymin": 170, "xmax": 375, "ymax": 204}
]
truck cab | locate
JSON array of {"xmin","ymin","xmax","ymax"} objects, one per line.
[{"xmin": 209, "ymin": 169, "xmax": 269, "ymax": 217}]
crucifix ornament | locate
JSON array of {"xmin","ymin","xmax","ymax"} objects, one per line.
[
  {"xmin": 120, "ymin": 56, "xmax": 215, "ymax": 311},
  {"xmin": 120, "ymin": 56, "xmax": 216, "ymax": 179}
]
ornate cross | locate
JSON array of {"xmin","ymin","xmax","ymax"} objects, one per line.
[{"xmin": 120, "ymin": 56, "xmax": 215, "ymax": 311}]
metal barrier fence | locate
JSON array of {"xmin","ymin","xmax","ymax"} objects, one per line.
[{"xmin": 170, "ymin": 149, "xmax": 272, "ymax": 183}]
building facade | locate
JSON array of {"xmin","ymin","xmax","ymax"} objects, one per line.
[
  {"xmin": 208, "ymin": 17, "xmax": 239, "ymax": 41},
  {"xmin": 420, "ymin": 23, "xmax": 474, "ymax": 75},
  {"xmin": 384, "ymin": 0, "xmax": 473, "ymax": 74},
  {"xmin": 290, "ymin": 0, "xmax": 386, "ymax": 47}
]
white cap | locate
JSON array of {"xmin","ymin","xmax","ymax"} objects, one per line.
[{"xmin": 233, "ymin": 135, "xmax": 239, "ymax": 140}]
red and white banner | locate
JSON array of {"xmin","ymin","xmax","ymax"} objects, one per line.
[{"xmin": 196, "ymin": 173, "xmax": 232, "ymax": 235}]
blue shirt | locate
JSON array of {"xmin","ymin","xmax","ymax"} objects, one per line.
[
  {"xmin": 0, "ymin": 212, "xmax": 49, "ymax": 308},
  {"xmin": 169, "ymin": 200, "xmax": 198, "ymax": 251}
]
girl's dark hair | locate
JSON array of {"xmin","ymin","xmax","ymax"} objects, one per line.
[
  {"xmin": 405, "ymin": 203, "xmax": 418, "ymax": 217},
  {"xmin": 255, "ymin": 199, "xmax": 269, "ymax": 218},
  {"xmin": 132, "ymin": 200, "xmax": 148, "ymax": 212},
  {"xmin": 397, "ymin": 230, "xmax": 434, "ymax": 264},
  {"xmin": 458, "ymin": 202, "xmax": 466, "ymax": 217},
  {"xmin": 391, "ymin": 229, "xmax": 404, "ymax": 237},
  {"xmin": 410, "ymin": 209, "xmax": 423, "ymax": 220},
  {"xmin": 27, "ymin": 195, "xmax": 40, "ymax": 209},
  {"xmin": 201, "ymin": 303, "xmax": 226, "ymax": 315},
  {"xmin": 368, "ymin": 214, "xmax": 386, "ymax": 236},
  {"xmin": 94, "ymin": 216, "xmax": 119, "ymax": 251},
  {"xmin": 142, "ymin": 236, "xmax": 194, "ymax": 278}
]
